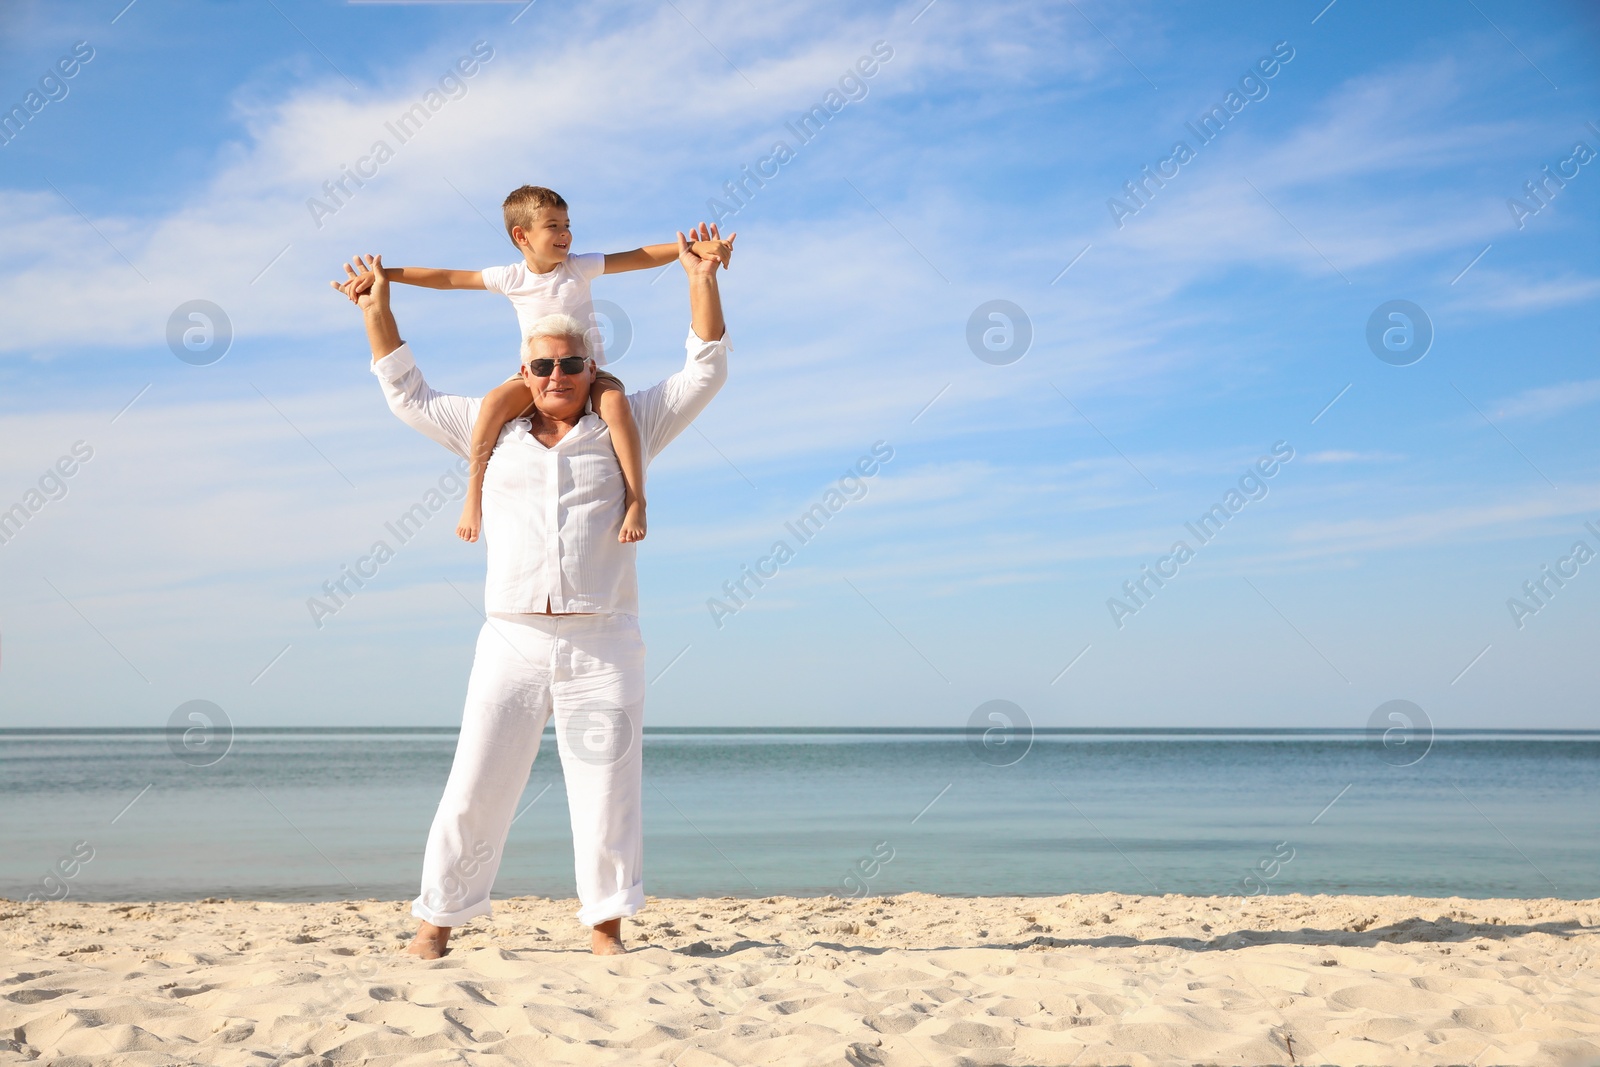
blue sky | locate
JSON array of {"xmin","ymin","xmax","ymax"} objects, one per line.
[{"xmin": 0, "ymin": 0, "xmax": 1595, "ymax": 729}]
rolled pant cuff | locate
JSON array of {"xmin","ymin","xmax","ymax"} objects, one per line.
[
  {"xmin": 577, "ymin": 882, "xmax": 645, "ymax": 927},
  {"xmin": 411, "ymin": 894, "xmax": 494, "ymax": 928}
]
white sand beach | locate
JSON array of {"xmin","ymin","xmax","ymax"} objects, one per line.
[{"xmin": 2, "ymin": 891, "xmax": 1596, "ymax": 1066}]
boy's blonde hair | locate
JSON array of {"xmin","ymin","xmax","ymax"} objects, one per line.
[{"xmin": 502, "ymin": 185, "xmax": 568, "ymax": 243}]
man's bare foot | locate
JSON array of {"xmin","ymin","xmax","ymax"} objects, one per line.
[
  {"xmin": 619, "ymin": 500, "xmax": 646, "ymax": 544},
  {"xmin": 591, "ymin": 917, "xmax": 625, "ymax": 955},
  {"xmin": 457, "ymin": 498, "xmax": 481, "ymax": 543},
  {"xmin": 406, "ymin": 921, "xmax": 452, "ymax": 959}
]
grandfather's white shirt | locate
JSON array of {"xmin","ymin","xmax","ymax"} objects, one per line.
[{"xmin": 373, "ymin": 329, "xmax": 728, "ymax": 616}]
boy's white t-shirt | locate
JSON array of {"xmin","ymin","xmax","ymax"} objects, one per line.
[{"xmin": 481, "ymin": 252, "xmax": 609, "ymax": 365}]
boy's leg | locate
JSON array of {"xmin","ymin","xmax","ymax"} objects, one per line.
[
  {"xmin": 459, "ymin": 378, "xmax": 535, "ymax": 543},
  {"xmin": 592, "ymin": 372, "xmax": 647, "ymax": 543}
]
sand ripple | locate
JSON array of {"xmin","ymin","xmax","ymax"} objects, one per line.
[{"xmin": 1, "ymin": 891, "xmax": 1596, "ymax": 1065}]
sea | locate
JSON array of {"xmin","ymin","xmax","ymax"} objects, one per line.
[{"xmin": 2, "ymin": 729, "xmax": 1595, "ymax": 904}]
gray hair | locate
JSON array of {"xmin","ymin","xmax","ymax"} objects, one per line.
[{"xmin": 522, "ymin": 313, "xmax": 592, "ymax": 361}]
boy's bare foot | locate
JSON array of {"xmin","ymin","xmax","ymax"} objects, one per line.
[
  {"xmin": 457, "ymin": 499, "xmax": 481, "ymax": 543},
  {"xmin": 591, "ymin": 918, "xmax": 626, "ymax": 955},
  {"xmin": 619, "ymin": 500, "xmax": 647, "ymax": 544},
  {"xmin": 406, "ymin": 921, "xmax": 452, "ymax": 959}
]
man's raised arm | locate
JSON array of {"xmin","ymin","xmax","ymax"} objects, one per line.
[
  {"xmin": 680, "ymin": 224, "xmax": 726, "ymax": 343},
  {"xmin": 332, "ymin": 254, "xmax": 404, "ymax": 363},
  {"xmin": 333, "ymin": 254, "xmax": 478, "ymax": 458},
  {"xmin": 629, "ymin": 224, "xmax": 734, "ymax": 459}
]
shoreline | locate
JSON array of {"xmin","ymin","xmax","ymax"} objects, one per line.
[
  {"xmin": 4, "ymin": 891, "xmax": 1596, "ymax": 1065},
  {"xmin": 8, "ymin": 886, "xmax": 1600, "ymax": 905}
]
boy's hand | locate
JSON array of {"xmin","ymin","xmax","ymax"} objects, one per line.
[
  {"xmin": 678, "ymin": 224, "xmax": 724, "ymax": 280},
  {"xmin": 691, "ymin": 235, "xmax": 736, "ymax": 269},
  {"xmin": 330, "ymin": 254, "xmax": 387, "ymax": 310}
]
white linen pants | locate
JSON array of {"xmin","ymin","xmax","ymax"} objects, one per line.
[{"xmin": 411, "ymin": 611, "xmax": 646, "ymax": 928}]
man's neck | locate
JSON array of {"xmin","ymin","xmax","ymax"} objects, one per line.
[{"xmin": 524, "ymin": 406, "xmax": 586, "ymax": 446}]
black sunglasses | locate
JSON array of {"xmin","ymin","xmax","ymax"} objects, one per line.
[{"xmin": 523, "ymin": 356, "xmax": 589, "ymax": 376}]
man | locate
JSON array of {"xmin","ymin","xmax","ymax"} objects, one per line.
[{"xmin": 334, "ymin": 224, "xmax": 730, "ymax": 957}]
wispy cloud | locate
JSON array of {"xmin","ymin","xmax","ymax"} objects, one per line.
[
  {"xmin": 1471, "ymin": 273, "xmax": 1600, "ymax": 313},
  {"xmin": 1280, "ymin": 485, "xmax": 1600, "ymax": 557},
  {"xmin": 1488, "ymin": 378, "xmax": 1600, "ymax": 423},
  {"xmin": 2, "ymin": 0, "xmax": 1597, "ymax": 727}
]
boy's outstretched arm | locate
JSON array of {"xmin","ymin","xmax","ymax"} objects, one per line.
[
  {"xmin": 387, "ymin": 267, "xmax": 487, "ymax": 290},
  {"xmin": 605, "ymin": 227, "xmax": 735, "ymax": 274}
]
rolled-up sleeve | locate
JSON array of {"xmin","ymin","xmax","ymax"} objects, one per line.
[
  {"xmin": 371, "ymin": 343, "xmax": 481, "ymax": 459},
  {"xmin": 630, "ymin": 330, "xmax": 730, "ymax": 463}
]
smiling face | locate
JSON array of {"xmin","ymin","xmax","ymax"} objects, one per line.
[
  {"xmin": 520, "ymin": 332, "xmax": 593, "ymax": 422},
  {"xmin": 512, "ymin": 206, "xmax": 572, "ymax": 270}
]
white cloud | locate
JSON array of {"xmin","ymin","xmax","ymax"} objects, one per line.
[
  {"xmin": 1488, "ymin": 378, "xmax": 1600, "ymax": 422},
  {"xmin": 1278, "ymin": 484, "xmax": 1600, "ymax": 558},
  {"xmin": 3, "ymin": 3, "xmax": 1596, "ymax": 728},
  {"xmin": 0, "ymin": 0, "xmax": 1113, "ymax": 357},
  {"xmin": 1470, "ymin": 274, "xmax": 1600, "ymax": 313},
  {"xmin": 1101, "ymin": 48, "xmax": 1568, "ymax": 283},
  {"xmin": 0, "ymin": 6, "xmax": 1562, "ymax": 371}
]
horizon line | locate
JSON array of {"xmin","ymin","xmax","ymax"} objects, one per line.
[{"xmin": 2, "ymin": 726, "xmax": 1596, "ymax": 737}]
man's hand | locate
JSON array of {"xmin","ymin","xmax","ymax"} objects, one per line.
[
  {"xmin": 333, "ymin": 254, "xmax": 404, "ymax": 362},
  {"xmin": 330, "ymin": 254, "xmax": 388, "ymax": 311},
  {"xmin": 678, "ymin": 223, "xmax": 732, "ymax": 280},
  {"xmin": 679, "ymin": 223, "xmax": 727, "ymax": 341}
]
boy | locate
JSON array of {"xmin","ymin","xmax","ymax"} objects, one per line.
[{"xmin": 386, "ymin": 185, "xmax": 734, "ymax": 544}]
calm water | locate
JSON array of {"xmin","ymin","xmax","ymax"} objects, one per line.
[{"xmin": 2, "ymin": 729, "xmax": 1596, "ymax": 903}]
